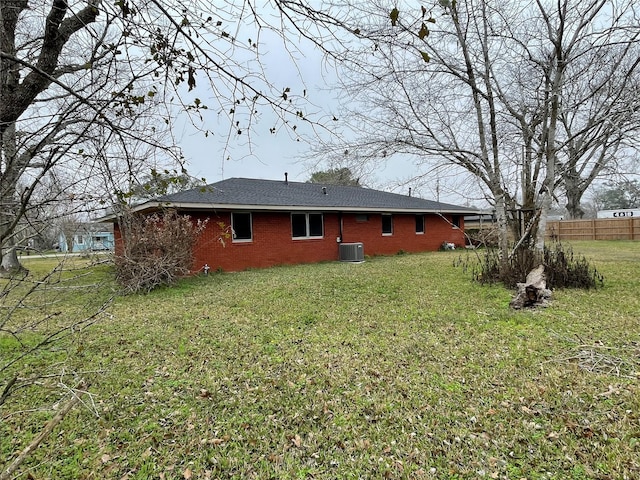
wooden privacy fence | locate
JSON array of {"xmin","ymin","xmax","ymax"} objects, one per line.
[{"xmin": 546, "ymin": 218, "xmax": 640, "ymax": 241}]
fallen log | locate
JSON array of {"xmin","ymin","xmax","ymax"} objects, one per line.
[{"xmin": 510, "ymin": 265, "xmax": 552, "ymax": 309}]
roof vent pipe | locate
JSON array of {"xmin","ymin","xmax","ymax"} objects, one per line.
[
  {"xmin": 322, "ymin": 187, "xmax": 327, "ymax": 195},
  {"xmin": 284, "ymin": 172, "xmax": 288, "ymax": 184},
  {"xmin": 409, "ymin": 187, "xmax": 412, "ymax": 197}
]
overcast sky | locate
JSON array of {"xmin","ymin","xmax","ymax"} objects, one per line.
[
  {"xmin": 167, "ymin": 20, "xmax": 440, "ymax": 198},
  {"xmin": 169, "ymin": 19, "xmax": 337, "ymax": 182},
  {"xmin": 173, "ymin": 2, "xmax": 635, "ymax": 210},
  {"xmin": 165, "ymin": 9, "xmax": 480, "ymax": 207}
]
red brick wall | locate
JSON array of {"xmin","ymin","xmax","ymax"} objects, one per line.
[
  {"xmin": 191, "ymin": 211, "xmax": 342, "ymax": 272},
  {"xmin": 190, "ymin": 211, "xmax": 464, "ymax": 272},
  {"xmin": 114, "ymin": 210, "xmax": 465, "ymax": 273},
  {"xmin": 340, "ymin": 213, "xmax": 464, "ymax": 256}
]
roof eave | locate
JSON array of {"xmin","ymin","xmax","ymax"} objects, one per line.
[{"xmin": 106, "ymin": 201, "xmax": 477, "ymax": 215}]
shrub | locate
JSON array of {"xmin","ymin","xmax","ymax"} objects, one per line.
[
  {"xmin": 466, "ymin": 241, "xmax": 604, "ymax": 289},
  {"xmin": 114, "ymin": 209, "xmax": 207, "ymax": 293}
]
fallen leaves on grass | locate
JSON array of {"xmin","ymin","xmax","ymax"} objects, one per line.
[{"xmin": 291, "ymin": 434, "xmax": 302, "ymax": 448}]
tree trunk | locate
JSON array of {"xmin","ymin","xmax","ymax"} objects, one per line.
[
  {"xmin": 1, "ymin": 122, "xmax": 24, "ymax": 273},
  {"xmin": 564, "ymin": 167, "xmax": 586, "ymax": 219},
  {"xmin": 510, "ymin": 265, "xmax": 552, "ymax": 309},
  {"xmin": 61, "ymin": 220, "xmax": 80, "ymax": 253},
  {"xmin": 565, "ymin": 195, "xmax": 585, "ymax": 219},
  {"xmin": 66, "ymin": 232, "xmax": 74, "ymax": 253},
  {"xmin": 1, "ymin": 246, "xmax": 19, "ymax": 270},
  {"xmin": 494, "ymin": 189, "xmax": 510, "ymax": 264},
  {"xmin": 535, "ymin": 191, "xmax": 552, "ymax": 252},
  {"xmin": 0, "ymin": 243, "xmax": 25, "ymax": 276},
  {"xmin": 535, "ymin": 57, "xmax": 562, "ymax": 252}
]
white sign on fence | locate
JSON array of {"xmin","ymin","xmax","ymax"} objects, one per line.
[{"xmin": 597, "ymin": 209, "xmax": 640, "ymax": 219}]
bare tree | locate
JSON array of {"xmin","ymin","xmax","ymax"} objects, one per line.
[
  {"xmin": 1, "ymin": 0, "xmax": 349, "ymax": 274},
  {"xmin": 555, "ymin": 37, "xmax": 640, "ymax": 218},
  {"xmin": 1, "ymin": 0, "xmax": 179, "ymax": 272},
  {"xmin": 313, "ymin": 0, "xmax": 640, "ymax": 258},
  {"xmin": 0, "ymin": 1, "xmax": 359, "ymax": 473}
]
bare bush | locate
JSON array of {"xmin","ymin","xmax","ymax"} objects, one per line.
[
  {"xmin": 114, "ymin": 210, "xmax": 207, "ymax": 293},
  {"xmin": 468, "ymin": 242, "xmax": 604, "ymax": 290}
]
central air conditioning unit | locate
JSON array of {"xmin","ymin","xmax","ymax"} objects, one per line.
[{"xmin": 339, "ymin": 242, "xmax": 364, "ymax": 262}]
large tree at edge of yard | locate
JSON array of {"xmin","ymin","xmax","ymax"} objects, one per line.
[
  {"xmin": 313, "ymin": 0, "xmax": 640, "ymax": 260},
  {"xmin": 0, "ymin": 0, "xmax": 352, "ymax": 273},
  {"xmin": 0, "ymin": 1, "xmax": 360, "ymax": 474}
]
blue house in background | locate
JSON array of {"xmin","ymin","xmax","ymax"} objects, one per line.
[{"xmin": 57, "ymin": 223, "xmax": 114, "ymax": 253}]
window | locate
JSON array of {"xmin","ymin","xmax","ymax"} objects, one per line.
[
  {"xmin": 308, "ymin": 214, "xmax": 323, "ymax": 237},
  {"xmin": 232, "ymin": 212, "xmax": 252, "ymax": 241},
  {"xmin": 75, "ymin": 235, "xmax": 84, "ymax": 245},
  {"xmin": 292, "ymin": 213, "xmax": 323, "ymax": 238},
  {"xmin": 382, "ymin": 214, "xmax": 393, "ymax": 235},
  {"xmin": 355, "ymin": 214, "xmax": 369, "ymax": 222},
  {"xmin": 452, "ymin": 215, "xmax": 461, "ymax": 228},
  {"xmin": 415, "ymin": 215, "xmax": 425, "ymax": 234},
  {"xmin": 291, "ymin": 213, "xmax": 307, "ymax": 237}
]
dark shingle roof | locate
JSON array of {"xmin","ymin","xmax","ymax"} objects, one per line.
[{"xmin": 145, "ymin": 177, "xmax": 476, "ymax": 214}]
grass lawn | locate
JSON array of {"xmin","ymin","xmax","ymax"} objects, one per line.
[{"xmin": 1, "ymin": 241, "xmax": 639, "ymax": 479}]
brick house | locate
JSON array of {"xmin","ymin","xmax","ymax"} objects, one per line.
[{"xmin": 110, "ymin": 177, "xmax": 477, "ymax": 272}]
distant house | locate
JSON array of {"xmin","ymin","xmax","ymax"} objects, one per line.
[
  {"xmin": 105, "ymin": 177, "xmax": 478, "ymax": 272},
  {"xmin": 58, "ymin": 223, "xmax": 114, "ymax": 253}
]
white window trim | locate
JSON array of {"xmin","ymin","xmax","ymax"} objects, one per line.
[
  {"xmin": 231, "ymin": 212, "xmax": 253, "ymax": 243},
  {"xmin": 292, "ymin": 212, "xmax": 324, "ymax": 239}
]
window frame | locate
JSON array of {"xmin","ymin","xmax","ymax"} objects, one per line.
[
  {"xmin": 452, "ymin": 215, "xmax": 461, "ymax": 229},
  {"xmin": 415, "ymin": 214, "xmax": 425, "ymax": 234},
  {"xmin": 291, "ymin": 212, "xmax": 324, "ymax": 239},
  {"xmin": 308, "ymin": 213, "xmax": 324, "ymax": 237},
  {"xmin": 231, "ymin": 212, "xmax": 253, "ymax": 242},
  {"xmin": 381, "ymin": 214, "xmax": 393, "ymax": 236}
]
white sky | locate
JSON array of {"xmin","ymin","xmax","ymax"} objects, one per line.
[
  {"xmin": 168, "ymin": 11, "xmax": 481, "ymax": 207},
  {"xmin": 168, "ymin": 17, "xmax": 439, "ymax": 195},
  {"xmin": 171, "ymin": 2, "xmax": 638, "ymax": 211}
]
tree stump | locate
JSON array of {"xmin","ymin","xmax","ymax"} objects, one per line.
[{"xmin": 509, "ymin": 265, "xmax": 552, "ymax": 309}]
